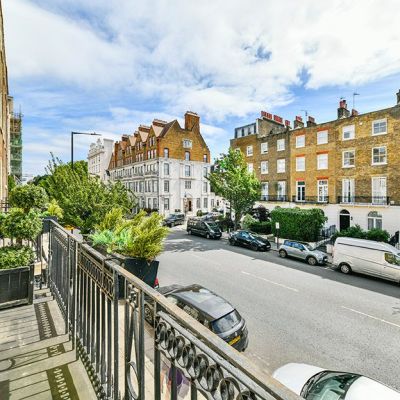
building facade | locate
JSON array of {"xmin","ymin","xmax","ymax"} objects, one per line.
[
  {"xmin": 87, "ymin": 138, "xmax": 114, "ymax": 181},
  {"xmin": 231, "ymin": 90, "xmax": 400, "ymax": 235},
  {"xmin": 108, "ymin": 111, "xmax": 218, "ymax": 216},
  {"xmin": 8, "ymin": 98, "xmax": 22, "ymax": 182}
]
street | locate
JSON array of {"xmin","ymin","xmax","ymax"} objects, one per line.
[{"xmin": 158, "ymin": 228, "xmax": 400, "ymax": 391}]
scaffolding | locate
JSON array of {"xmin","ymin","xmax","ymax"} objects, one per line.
[{"xmin": 10, "ymin": 112, "xmax": 22, "ymax": 181}]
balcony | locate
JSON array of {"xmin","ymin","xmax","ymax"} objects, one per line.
[
  {"xmin": 0, "ymin": 222, "xmax": 301, "ymax": 400},
  {"xmin": 260, "ymin": 195, "xmax": 289, "ymax": 202},
  {"xmin": 292, "ymin": 196, "xmax": 329, "ymax": 204},
  {"xmin": 337, "ymin": 196, "xmax": 390, "ymax": 206}
]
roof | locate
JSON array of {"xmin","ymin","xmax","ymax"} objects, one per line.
[
  {"xmin": 138, "ymin": 128, "xmax": 149, "ymax": 142},
  {"xmin": 159, "ymin": 120, "xmax": 176, "ymax": 137},
  {"xmin": 129, "ymin": 135, "xmax": 136, "ymax": 146},
  {"xmin": 335, "ymin": 237, "xmax": 399, "ymax": 253},
  {"xmin": 152, "ymin": 124, "xmax": 164, "ymax": 137}
]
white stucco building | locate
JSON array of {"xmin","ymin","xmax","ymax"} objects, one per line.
[{"xmin": 87, "ymin": 138, "xmax": 114, "ymax": 181}]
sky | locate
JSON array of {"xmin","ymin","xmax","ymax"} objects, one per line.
[{"xmin": 4, "ymin": 0, "xmax": 400, "ymax": 177}]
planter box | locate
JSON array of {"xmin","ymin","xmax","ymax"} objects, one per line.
[
  {"xmin": 0, "ymin": 264, "xmax": 34, "ymax": 310},
  {"xmin": 42, "ymin": 216, "xmax": 58, "ymax": 233}
]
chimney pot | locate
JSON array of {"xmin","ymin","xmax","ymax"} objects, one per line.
[
  {"xmin": 351, "ymin": 109, "xmax": 359, "ymax": 117},
  {"xmin": 307, "ymin": 116, "xmax": 316, "ymax": 127},
  {"xmin": 294, "ymin": 116, "xmax": 304, "ymax": 129},
  {"xmin": 185, "ymin": 111, "xmax": 200, "ymax": 131},
  {"xmin": 337, "ymin": 99, "xmax": 350, "ymax": 119}
]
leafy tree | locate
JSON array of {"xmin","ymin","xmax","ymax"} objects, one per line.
[
  {"xmin": 207, "ymin": 149, "xmax": 261, "ymax": 228},
  {"xmin": 2, "ymin": 208, "xmax": 43, "ymax": 242},
  {"xmin": 9, "ymin": 184, "xmax": 48, "ymax": 213},
  {"xmin": 0, "ymin": 246, "xmax": 35, "ymax": 270},
  {"xmin": 8, "ymin": 175, "xmax": 16, "ymax": 192},
  {"xmin": 39, "ymin": 156, "xmax": 136, "ymax": 234}
]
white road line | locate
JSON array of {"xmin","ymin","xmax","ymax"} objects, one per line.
[
  {"xmin": 341, "ymin": 306, "xmax": 400, "ymax": 329},
  {"xmin": 241, "ymin": 271, "xmax": 299, "ymax": 292}
]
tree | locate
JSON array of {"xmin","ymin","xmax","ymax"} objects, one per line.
[
  {"xmin": 39, "ymin": 156, "xmax": 136, "ymax": 234},
  {"xmin": 9, "ymin": 184, "xmax": 48, "ymax": 213},
  {"xmin": 207, "ymin": 149, "xmax": 261, "ymax": 228}
]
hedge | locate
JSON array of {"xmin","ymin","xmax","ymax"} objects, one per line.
[
  {"xmin": 332, "ymin": 224, "xmax": 390, "ymax": 243},
  {"xmin": 249, "ymin": 221, "xmax": 271, "ymax": 234},
  {"xmin": 271, "ymin": 207, "xmax": 327, "ymax": 242}
]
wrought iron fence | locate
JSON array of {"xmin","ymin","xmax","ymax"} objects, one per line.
[{"xmin": 47, "ymin": 220, "xmax": 301, "ymax": 400}]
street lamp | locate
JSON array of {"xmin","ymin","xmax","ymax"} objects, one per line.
[{"xmin": 71, "ymin": 131, "xmax": 101, "ymax": 169}]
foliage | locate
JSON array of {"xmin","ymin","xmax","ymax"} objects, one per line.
[
  {"xmin": 39, "ymin": 156, "xmax": 135, "ymax": 234},
  {"xmin": 2, "ymin": 208, "xmax": 43, "ymax": 241},
  {"xmin": 9, "ymin": 184, "xmax": 49, "ymax": 212},
  {"xmin": 242, "ymin": 214, "xmax": 257, "ymax": 230},
  {"xmin": 332, "ymin": 224, "xmax": 390, "ymax": 243},
  {"xmin": 207, "ymin": 149, "xmax": 261, "ymax": 228},
  {"xmin": 95, "ymin": 207, "xmax": 124, "ymax": 231},
  {"xmin": 216, "ymin": 217, "xmax": 234, "ymax": 232},
  {"xmin": 271, "ymin": 207, "xmax": 327, "ymax": 242},
  {"xmin": 252, "ymin": 205, "xmax": 270, "ymax": 222},
  {"xmin": 0, "ymin": 213, "xmax": 6, "ymax": 238},
  {"xmin": 196, "ymin": 210, "xmax": 203, "ymax": 217},
  {"xmin": 8, "ymin": 175, "xmax": 16, "ymax": 192},
  {"xmin": 42, "ymin": 199, "xmax": 64, "ymax": 219},
  {"xmin": 249, "ymin": 221, "xmax": 272, "ymax": 234},
  {"xmin": 0, "ymin": 246, "xmax": 35, "ymax": 270}
]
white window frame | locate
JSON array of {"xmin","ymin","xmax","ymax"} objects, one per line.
[
  {"xmin": 371, "ymin": 176, "xmax": 387, "ymax": 205},
  {"xmin": 184, "ymin": 165, "xmax": 191, "ymax": 177},
  {"xmin": 185, "ymin": 180, "xmax": 191, "ymax": 189},
  {"xmin": 277, "ymin": 139, "xmax": 285, "ymax": 151},
  {"xmin": 277, "ymin": 181, "xmax": 286, "ymax": 200},
  {"xmin": 260, "ymin": 142, "xmax": 268, "ymax": 154},
  {"xmin": 163, "ymin": 163, "xmax": 170, "ymax": 176},
  {"xmin": 296, "ymin": 156, "xmax": 305, "ymax": 172},
  {"xmin": 317, "ymin": 130, "xmax": 328, "ymax": 145},
  {"xmin": 277, "ymin": 159, "xmax": 286, "ymax": 173},
  {"xmin": 261, "ymin": 182, "xmax": 269, "ymax": 198},
  {"xmin": 317, "ymin": 180, "xmax": 328, "ymax": 203},
  {"xmin": 342, "ymin": 125, "xmax": 355, "ymax": 141},
  {"xmin": 260, "ymin": 161, "xmax": 268, "ymax": 174},
  {"xmin": 368, "ymin": 211, "xmax": 383, "ymax": 230},
  {"xmin": 183, "ymin": 139, "xmax": 193, "ymax": 148},
  {"xmin": 317, "ymin": 153, "xmax": 328, "ymax": 170},
  {"xmin": 247, "ymin": 163, "xmax": 254, "ymax": 173},
  {"xmin": 246, "ymin": 145, "xmax": 253, "ymax": 156},
  {"xmin": 296, "ymin": 135, "xmax": 305, "ymax": 148},
  {"xmin": 372, "ymin": 146, "xmax": 387, "ymax": 165},
  {"xmin": 372, "ymin": 118, "xmax": 387, "ymax": 136},
  {"xmin": 296, "ymin": 181, "xmax": 306, "ymax": 202},
  {"xmin": 342, "ymin": 150, "xmax": 355, "ymax": 168}
]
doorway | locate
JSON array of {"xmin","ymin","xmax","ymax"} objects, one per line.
[
  {"xmin": 339, "ymin": 209, "xmax": 350, "ymax": 231},
  {"xmin": 187, "ymin": 199, "xmax": 192, "ymax": 212}
]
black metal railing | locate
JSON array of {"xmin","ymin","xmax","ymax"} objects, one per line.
[
  {"xmin": 337, "ymin": 196, "xmax": 390, "ymax": 205},
  {"xmin": 260, "ymin": 195, "xmax": 289, "ymax": 202},
  {"xmin": 47, "ymin": 221, "xmax": 301, "ymax": 400},
  {"xmin": 291, "ymin": 196, "xmax": 330, "ymax": 204}
]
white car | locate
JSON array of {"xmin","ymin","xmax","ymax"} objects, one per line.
[{"xmin": 273, "ymin": 363, "xmax": 400, "ymax": 400}]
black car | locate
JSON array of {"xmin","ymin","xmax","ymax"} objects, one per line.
[
  {"xmin": 229, "ymin": 230, "xmax": 271, "ymax": 251},
  {"xmin": 163, "ymin": 213, "xmax": 185, "ymax": 227},
  {"xmin": 187, "ymin": 217, "xmax": 222, "ymax": 239},
  {"xmin": 145, "ymin": 284, "xmax": 248, "ymax": 352}
]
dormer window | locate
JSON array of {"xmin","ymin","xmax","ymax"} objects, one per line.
[{"xmin": 183, "ymin": 139, "xmax": 192, "ymax": 149}]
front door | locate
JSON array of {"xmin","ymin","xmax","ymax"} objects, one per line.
[
  {"xmin": 339, "ymin": 210, "xmax": 350, "ymax": 231},
  {"xmin": 188, "ymin": 200, "xmax": 192, "ymax": 212}
]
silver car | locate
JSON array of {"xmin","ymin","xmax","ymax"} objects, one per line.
[{"xmin": 278, "ymin": 240, "xmax": 328, "ymax": 266}]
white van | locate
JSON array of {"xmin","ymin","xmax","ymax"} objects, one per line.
[{"xmin": 333, "ymin": 237, "xmax": 400, "ymax": 282}]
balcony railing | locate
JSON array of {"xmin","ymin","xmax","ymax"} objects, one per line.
[
  {"xmin": 292, "ymin": 196, "xmax": 329, "ymax": 204},
  {"xmin": 47, "ymin": 221, "xmax": 301, "ymax": 400},
  {"xmin": 337, "ymin": 196, "xmax": 390, "ymax": 206},
  {"xmin": 260, "ymin": 195, "xmax": 289, "ymax": 202}
]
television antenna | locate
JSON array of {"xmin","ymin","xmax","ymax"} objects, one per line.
[
  {"xmin": 352, "ymin": 92, "xmax": 360, "ymax": 110},
  {"xmin": 300, "ymin": 109, "xmax": 308, "ymax": 119}
]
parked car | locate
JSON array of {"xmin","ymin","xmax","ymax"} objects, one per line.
[
  {"xmin": 273, "ymin": 363, "xmax": 400, "ymax": 400},
  {"xmin": 163, "ymin": 213, "xmax": 185, "ymax": 227},
  {"xmin": 187, "ymin": 217, "xmax": 222, "ymax": 239},
  {"xmin": 144, "ymin": 284, "xmax": 248, "ymax": 352},
  {"xmin": 333, "ymin": 237, "xmax": 400, "ymax": 282},
  {"xmin": 229, "ymin": 230, "xmax": 271, "ymax": 251},
  {"xmin": 278, "ymin": 240, "xmax": 327, "ymax": 265}
]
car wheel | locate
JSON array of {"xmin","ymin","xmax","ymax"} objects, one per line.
[
  {"xmin": 206, "ymin": 233, "xmax": 210, "ymax": 239},
  {"xmin": 251, "ymin": 243, "xmax": 259, "ymax": 251},
  {"xmin": 307, "ymin": 256, "xmax": 317, "ymax": 266},
  {"xmin": 144, "ymin": 304, "xmax": 154, "ymax": 324},
  {"xmin": 279, "ymin": 249, "xmax": 287, "ymax": 258},
  {"xmin": 229, "ymin": 239, "xmax": 234, "ymax": 246},
  {"xmin": 340, "ymin": 263, "xmax": 351, "ymax": 274},
  {"xmin": 188, "ymin": 230, "xmax": 192, "ymax": 235}
]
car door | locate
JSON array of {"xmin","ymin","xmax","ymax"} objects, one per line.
[
  {"xmin": 291, "ymin": 243, "xmax": 304, "ymax": 260},
  {"xmin": 240, "ymin": 232, "xmax": 251, "ymax": 248},
  {"xmin": 382, "ymin": 252, "xmax": 400, "ymax": 282}
]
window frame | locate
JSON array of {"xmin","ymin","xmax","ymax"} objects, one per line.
[
  {"xmin": 247, "ymin": 163, "xmax": 254, "ymax": 173},
  {"xmin": 246, "ymin": 145, "xmax": 253, "ymax": 157},
  {"xmin": 295, "ymin": 135, "xmax": 305, "ymax": 148},
  {"xmin": 260, "ymin": 142, "xmax": 268, "ymax": 154},
  {"xmin": 317, "ymin": 130, "xmax": 328, "ymax": 145},
  {"xmin": 342, "ymin": 125, "xmax": 355, "ymax": 141},
  {"xmin": 277, "ymin": 138, "xmax": 285, "ymax": 152},
  {"xmin": 372, "ymin": 118, "xmax": 387, "ymax": 136},
  {"xmin": 371, "ymin": 146, "xmax": 387, "ymax": 166},
  {"xmin": 342, "ymin": 150, "xmax": 355, "ymax": 168},
  {"xmin": 260, "ymin": 161, "xmax": 268, "ymax": 174},
  {"xmin": 295, "ymin": 156, "xmax": 305, "ymax": 172},
  {"xmin": 317, "ymin": 153, "xmax": 328, "ymax": 170},
  {"xmin": 277, "ymin": 159, "xmax": 286, "ymax": 173}
]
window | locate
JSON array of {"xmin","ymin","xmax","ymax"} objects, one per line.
[
  {"xmin": 277, "ymin": 181, "xmax": 286, "ymax": 200},
  {"xmin": 185, "ymin": 181, "xmax": 191, "ymax": 189},
  {"xmin": 261, "ymin": 161, "xmax": 268, "ymax": 174},
  {"xmin": 317, "ymin": 130, "xmax": 328, "ymax": 145},
  {"xmin": 203, "ymin": 167, "xmax": 208, "ymax": 177},
  {"xmin": 185, "ymin": 151, "xmax": 190, "ymax": 161},
  {"xmin": 372, "ymin": 146, "xmax": 387, "ymax": 165},
  {"xmin": 342, "ymin": 150, "xmax": 355, "ymax": 168},
  {"xmin": 296, "ymin": 135, "xmax": 305, "ymax": 148},
  {"xmin": 296, "ymin": 181, "xmax": 306, "ymax": 202},
  {"xmin": 277, "ymin": 139, "xmax": 285, "ymax": 151},
  {"xmin": 261, "ymin": 182, "xmax": 268, "ymax": 200},
  {"xmin": 341, "ymin": 179, "xmax": 355, "ymax": 203},
  {"xmin": 183, "ymin": 139, "xmax": 192, "ymax": 148},
  {"xmin": 247, "ymin": 163, "xmax": 253, "ymax": 173},
  {"xmin": 372, "ymin": 177, "xmax": 387, "ymax": 205},
  {"xmin": 317, "ymin": 153, "xmax": 328, "ymax": 170},
  {"xmin": 203, "ymin": 198, "xmax": 208, "ymax": 208},
  {"xmin": 261, "ymin": 142, "xmax": 268, "ymax": 154},
  {"xmin": 384, "ymin": 253, "xmax": 400, "ymax": 266},
  {"xmin": 164, "ymin": 148, "xmax": 169, "ymax": 158},
  {"xmin": 164, "ymin": 197, "xmax": 169, "ymax": 210},
  {"xmin": 317, "ymin": 180, "xmax": 328, "ymax": 202},
  {"xmin": 277, "ymin": 159, "xmax": 286, "ymax": 173},
  {"xmin": 211, "ymin": 199, "xmax": 214, "ymax": 208},
  {"xmin": 164, "ymin": 163, "xmax": 170, "ymax": 176},
  {"xmin": 203, "ymin": 154, "xmax": 208, "ymax": 162},
  {"xmin": 153, "ymin": 198, "xmax": 158, "ymax": 209},
  {"xmin": 203, "ymin": 182, "xmax": 208, "ymax": 192},
  {"xmin": 196, "ymin": 198, "xmax": 201, "ymax": 209},
  {"xmin": 246, "ymin": 145, "xmax": 253, "ymax": 156},
  {"xmin": 372, "ymin": 119, "xmax": 387, "ymax": 135},
  {"xmin": 164, "ymin": 180, "xmax": 169, "ymax": 193},
  {"xmin": 296, "ymin": 156, "xmax": 305, "ymax": 172},
  {"xmin": 368, "ymin": 211, "xmax": 383, "ymax": 230},
  {"xmin": 185, "ymin": 165, "xmax": 191, "ymax": 177},
  {"xmin": 342, "ymin": 125, "xmax": 355, "ymax": 140}
]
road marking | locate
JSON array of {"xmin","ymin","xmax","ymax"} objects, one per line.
[
  {"xmin": 341, "ymin": 306, "xmax": 400, "ymax": 329},
  {"xmin": 241, "ymin": 271, "xmax": 299, "ymax": 292}
]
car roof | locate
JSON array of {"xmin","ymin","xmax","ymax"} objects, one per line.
[
  {"xmin": 161, "ymin": 284, "xmax": 235, "ymax": 321},
  {"xmin": 346, "ymin": 376, "xmax": 400, "ymax": 400},
  {"xmin": 335, "ymin": 237, "xmax": 398, "ymax": 253}
]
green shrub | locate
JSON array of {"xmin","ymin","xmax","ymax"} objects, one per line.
[
  {"xmin": 2, "ymin": 208, "xmax": 43, "ymax": 241},
  {"xmin": 9, "ymin": 184, "xmax": 48, "ymax": 212},
  {"xmin": 271, "ymin": 207, "xmax": 327, "ymax": 242},
  {"xmin": 95, "ymin": 207, "xmax": 124, "ymax": 231},
  {"xmin": 332, "ymin": 225, "xmax": 390, "ymax": 243},
  {"xmin": 242, "ymin": 214, "xmax": 257, "ymax": 230},
  {"xmin": 366, "ymin": 228, "xmax": 390, "ymax": 242},
  {"xmin": 196, "ymin": 210, "xmax": 203, "ymax": 217},
  {"xmin": 0, "ymin": 246, "xmax": 35, "ymax": 270},
  {"xmin": 45, "ymin": 199, "xmax": 64, "ymax": 220},
  {"xmin": 249, "ymin": 221, "xmax": 271, "ymax": 234}
]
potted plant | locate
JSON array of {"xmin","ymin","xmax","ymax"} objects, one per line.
[{"xmin": 42, "ymin": 199, "xmax": 64, "ymax": 233}]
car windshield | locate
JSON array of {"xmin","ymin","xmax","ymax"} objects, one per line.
[
  {"xmin": 210, "ymin": 310, "xmax": 241, "ymax": 334},
  {"xmin": 206, "ymin": 222, "xmax": 219, "ymax": 230},
  {"xmin": 302, "ymin": 371, "xmax": 361, "ymax": 400},
  {"xmin": 303, "ymin": 243, "xmax": 313, "ymax": 251}
]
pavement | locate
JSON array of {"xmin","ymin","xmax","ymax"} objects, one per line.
[{"xmin": 157, "ymin": 227, "xmax": 400, "ymax": 392}]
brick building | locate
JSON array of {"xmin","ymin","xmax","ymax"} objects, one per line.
[
  {"xmin": 231, "ymin": 90, "xmax": 400, "ymax": 235},
  {"xmin": 108, "ymin": 111, "xmax": 220, "ymax": 216}
]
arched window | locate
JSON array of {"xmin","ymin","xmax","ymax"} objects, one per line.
[{"xmin": 368, "ymin": 211, "xmax": 382, "ymax": 230}]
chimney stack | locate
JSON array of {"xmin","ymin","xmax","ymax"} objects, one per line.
[
  {"xmin": 338, "ymin": 99, "xmax": 351, "ymax": 119},
  {"xmin": 307, "ymin": 116, "xmax": 316, "ymax": 127},
  {"xmin": 351, "ymin": 109, "xmax": 359, "ymax": 117},
  {"xmin": 293, "ymin": 116, "xmax": 304, "ymax": 129},
  {"xmin": 397, "ymin": 89, "xmax": 400, "ymax": 105},
  {"xmin": 184, "ymin": 111, "xmax": 200, "ymax": 131}
]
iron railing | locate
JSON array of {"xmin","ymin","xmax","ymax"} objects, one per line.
[
  {"xmin": 292, "ymin": 196, "xmax": 329, "ymax": 204},
  {"xmin": 337, "ymin": 196, "xmax": 390, "ymax": 205},
  {"xmin": 47, "ymin": 220, "xmax": 301, "ymax": 400},
  {"xmin": 260, "ymin": 195, "xmax": 289, "ymax": 202}
]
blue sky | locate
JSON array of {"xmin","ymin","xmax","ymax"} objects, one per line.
[{"xmin": 4, "ymin": 0, "xmax": 400, "ymax": 177}]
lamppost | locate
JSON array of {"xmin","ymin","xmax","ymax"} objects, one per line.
[{"xmin": 71, "ymin": 131, "xmax": 101, "ymax": 169}]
